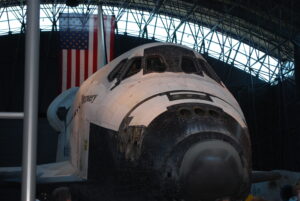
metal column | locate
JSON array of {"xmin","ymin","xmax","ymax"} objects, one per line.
[
  {"xmin": 21, "ymin": 0, "xmax": 40, "ymax": 200},
  {"xmin": 294, "ymin": 35, "xmax": 300, "ymax": 98},
  {"xmin": 98, "ymin": 5, "xmax": 107, "ymax": 68}
]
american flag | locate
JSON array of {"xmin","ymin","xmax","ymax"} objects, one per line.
[{"xmin": 59, "ymin": 13, "xmax": 115, "ymax": 92}]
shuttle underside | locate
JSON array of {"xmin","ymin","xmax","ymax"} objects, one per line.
[{"xmin": 88, "ymin": 102, "xmax": 251, "ymax": 201}]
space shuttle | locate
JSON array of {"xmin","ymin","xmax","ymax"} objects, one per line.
[{"xmin": 0, "ymin": 43, "xmax": 280, "ymax": 201}]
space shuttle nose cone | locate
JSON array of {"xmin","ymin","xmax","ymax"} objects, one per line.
[{"xmin": 179, "ymin": 140, "xmax": 245, "ymax": 201}]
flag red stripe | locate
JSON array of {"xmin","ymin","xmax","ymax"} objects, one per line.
[
  {"xmin": 93, "ymin": 17, "xmax": 98, "ymax": 73},
  {"xmin": 84, "ymin": 50, "xmax": 88, "ymax": 80},
  {"xmin": 67, "ymin": 50, "xmax": 72, "ymax": 89},
  {"xmin": 59, "ymin": 50, "xmax": 63, "ymax": 93},
  {"xmin": 76, "ymin": 49, "xmax": 80, "ymax": 86}
]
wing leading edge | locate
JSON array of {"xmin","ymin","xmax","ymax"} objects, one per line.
[{"xmin": 0, "ymin": 161, "xmax": 84, "ymax": 183}]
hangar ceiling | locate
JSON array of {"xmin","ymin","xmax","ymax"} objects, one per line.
[{"xmin": 0, "ymin": 0, "xmax": 299, "ymax": 83}]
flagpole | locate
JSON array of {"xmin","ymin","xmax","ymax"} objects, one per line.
[
  {"xmin": 98, "ymin": 5, "xmax": 107, "ymax": 68},
  {"xmin": 21, "ymin": 0, "xmax": 40, "ymax": 200}
]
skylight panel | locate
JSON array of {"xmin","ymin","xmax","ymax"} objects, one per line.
[
  {"xmin": 116, "ymin": 20, "xmax": 126, "ymax": 33},
  {"xmin": 235, "ymin": 52, "xmax": 248, "ymax": 65},
  {"xmin": 0, "ymin": 4, "xmax": 294, "ymax": 83},
  {"xmin": 209, "ymin": 41, "xmax": 222, "ymax": 55}
]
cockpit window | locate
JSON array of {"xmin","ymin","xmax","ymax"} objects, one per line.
[
  {"xmin": 197, "ymin": 59, "xmax": 221, "ymax": 83},
  {"xmin": 108, "ymin": 59, "xmax": 127, "ymax": 82},
  {"xmin": 146, "ymin": 56, "xmax": 166, "ymax": 73},
  {"xmin": 123, "ymin": 57, "xmax": 142, "ymax": 79},
  {"xmin": 181, "ymin": 56, "xmax": 198, "ymax": 73},
  {"xmin": 144, "ymin": 46, "xmax": 204, "ymax": 75}
]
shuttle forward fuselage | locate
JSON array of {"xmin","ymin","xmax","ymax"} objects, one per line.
[{"xmin": 48, "ymin": 43, "xmax": 251, "ymax": 201}]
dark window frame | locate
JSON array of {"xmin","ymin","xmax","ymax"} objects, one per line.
[
  {"xmin": 197, "ymin": 58, "xmax": 221, "ymax": 83},
  {"xmin": 122, "ymin": 57, "xmax": 143, "ymax": 80},
  {"xmin": 144, "ymin": 54, "xmax": 168, "ymax": 74},
  {"xmin": 180, "ymin": 56, "xmax": 203, "ymax": 76},
  {"xmin": 108, "ymin": 57, "xmax": 143, "ymax": 83},
  {"xmin": 107, "ymin": 59, "xmax": 128, "ymax": 82}
]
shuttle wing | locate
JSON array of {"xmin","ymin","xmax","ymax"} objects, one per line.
[
  {"xmin": 0, "ymin": 161, "xmax": 83, "ymax": 183},
  {"xmin": 251, "ymin": 170, "xmax": 281, "ymax": 183}
]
